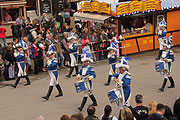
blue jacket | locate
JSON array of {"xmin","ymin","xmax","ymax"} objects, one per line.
[
  {"xmin": 158, "ymin": 29, "xmax": 167, "ymax": 39},
  {"xmin": 161, "ymin": 50, "xmax": 174, "ymax": 72},
  {"xmin": 14, "ymin": 51, "xmax": 25, "ymax": 63},
  {"xmin": 69, "ymin": 43, "xmax": 78, "ymax": 60},
  {"xmin": 47, "ymin": 57, "xmax": 58, "ymax": 71},
  {"xmin": 108, "ymin": 53, "xmax": 117, "ymax": 64},
  {"xmin": 112, "ymin": 71, "xmax": 131, "ymax": 102},
  {"xmin": 78, "ymin": 65, "xmax": 96, "ymax": 78}
]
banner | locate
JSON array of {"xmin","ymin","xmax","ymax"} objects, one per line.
[
  {"xmin": 130, "ymin": 1, "xmax": 143, "ymax": 14},
  {"xmin": 144, "ymin": 0, "xmax": 161, "ymax": 12},
  {"xmin": 100, "ymin": 2, "xmax": 111, "ymax": 14},
  {"xmin": 91, "ymin": 1, "xmax": 100, "ymax": 12},
  {"xmin": 116, "ymin": 3, "xmax": 130, "ymax": 16},
  {"xmin": 81, "ymin": 2, "xmax": 91, "ymax": 12}
]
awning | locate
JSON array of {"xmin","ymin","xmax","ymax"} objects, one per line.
[
  {"xmin": 74, "ymin": 13, "xmax": 111, "ymax": 23},
  {"xmin": 161, "ymin": 0, "xmax": 180, "ymax": 10},
  {"xmin": 0, "ymin": 1, "xmax": 27, "ymax": 8}
]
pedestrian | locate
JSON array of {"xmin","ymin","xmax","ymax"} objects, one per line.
[
  {"xmin": 104, "ymin": 42, "xmax": 117, "ymax": 86},
  {"xmin": 11, "ymin": 22, "xmax": 21, "ymax": 41},
  {"xmin": 132, "ymin": 94, "xmax": 149, "ymax": 120},
  {"xmin": 11, "ymin": 44, "xmax": 31, "ymax": 88},
  {"xmin": 111, "ymin": 57, "xmax": 132, "ymax": 119},
  {"xmin": 0, "ymin": 22, "xmax": 7, "ymax": 48},
  {"xmin": 148, "ymin": 100, "xmax": 158, "ymax": 115},
  {"xmin": 42, "ymin": 51, "xmax": 63, "ymax": 100},
  {"xmin": 100, "ymin": 105, "xmax": 118, "ymax": 120},
  {"xmin": 158, "ymin": 44, "xmax": 175, "ymax": 92},
  {"xmin": 173, "ymin": 97, "xmax": 180, "ymax": 120},
  {"xmin": 66, "ymin": 35, "xmax": 78, "ymax": 78},
  {"xmin": 147, "ymin": 103, "xmax": 166, "ymax": 120},
  {"xmin": 156, "ymin": 20, "xmax": 167, "ymax": 60},
  {"xmin": 85, "ymin": 105, "xmax": 99, "ymax": 120},
  {"xmin": 76, "ymin": 51, "xmax": 97, "ymax": 111},
  {"xmin": 31, "ymin": 39, "xmax": 39, "ymax": 74}
]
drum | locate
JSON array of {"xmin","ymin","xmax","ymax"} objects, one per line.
[
  {"xmin": 155, "ymin": 61, "xmax": 167, "ymax": 72},
  {"xmin": 107, "ymin": 89, "xmax": 122, "ymax": 103},
  {"xmin": 74, "ymin": 80, "xmax": 87, "ymax": 93}
]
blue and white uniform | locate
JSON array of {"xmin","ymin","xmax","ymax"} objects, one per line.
[
  {"xmin": 69, "ymin": 42, "xmax": 78, "ymax": 67},
  {"xmin": 48, "ymin": 44, "xmax": 56, "ymax": 53},
  {"xmin": 47, "ymin": 57, "xmax": 59, "ymax": 86},
  {"xmin": 77, "ymin": 65, "xmax": 96, "ymax": 97},
  {"xmin": 112, "ymin": 71, "xmax": 131, "ymax": 109},
  {"xmin": 158, "ymin": 29, "xmax": 167, "ymax": 50},
  {"xmin": 14, "ymin": 50, "xmax": 27, "ymax": 77},
  {"xmin": 161, "ymin": 49, "xmax": 174, "ymax": 78},
  {"xmin": 108, "ymin": 53, "xmax": 117, "ymax": 75}
]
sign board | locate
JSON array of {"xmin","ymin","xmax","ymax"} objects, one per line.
[{"xmin": 41, "ymin": 0, "xmax": 51, "ymax": 13}]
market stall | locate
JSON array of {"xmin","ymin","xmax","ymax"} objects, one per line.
[
  {"xmin": 76, "ymin": 0, "xmax": 180, "ymax": 55},
  {"xmin": 0, "ymin": 1, "xmax": 27, "ymax": 37}
]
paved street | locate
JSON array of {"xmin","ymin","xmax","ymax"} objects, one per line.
[{"xmin": 0, "ymin": 47, "xmax": 180, "ymax": 120}]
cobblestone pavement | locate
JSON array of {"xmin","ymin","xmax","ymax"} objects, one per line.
[{"xmin": 0, "ymin": 47, "xmax": 180, "ymax": 120}]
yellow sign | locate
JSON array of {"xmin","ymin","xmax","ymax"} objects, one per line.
[
  {"xmin": 100, "ymin": 2, "xmax": 111, "ymax": 14},
  {"xmin": 91, "ymin": 1, "xmax": 100, "ymax": 12},
  {"xmin": 81, "ymin": 2, "xmax": 91, "ymax": 12},
  {"xmin": 116, "ymin": 3, "xmax": 130, "ymax": 16},
  {"xmin": 130, "ymin": 1, "xmax": 143, "ymax": 14},
  {"xmin": 144, "ymin": 0, "xmax": 161, "ymax": 11}
]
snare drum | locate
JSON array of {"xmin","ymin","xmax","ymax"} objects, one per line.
[
  {"xmin": 155, "ymin": 61, "xmax": 167, "ymax": 72},
  {"xmin": 74, "ymin": 80, "xmax": 87, "ymax": 93},
  {"xmin": 107, "ymin": 89, "xmax": 122, "ymax": 103}
]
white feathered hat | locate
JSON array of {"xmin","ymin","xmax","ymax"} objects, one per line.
[
  {"xmin": 81, "ymin": 49, "xmax": 93, "ymax": 63},
  {"xmin": 159, "ymin": 19, "xmax": 167, "ymax": 27},
  {"xmin": 107, "ymin": 42, "xmax": 118, "ymax": 51},
  {"xmin": 115, "ymin": 57, "xmax": 131, "ymax": 70},
  {"xmin": 16, "ymin": 43, "xmax": 22, "ymax": 48}
]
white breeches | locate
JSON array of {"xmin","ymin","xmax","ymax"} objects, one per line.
[
  {"xmin": 163, "ymin": 70, "xmax": 171, "ymax": 79},
  {"xmin": 109, "ymin": 66, "xmax": 114, "ymax": 75},
  {"xmin": 17, "ymin": 63, "xmax": 27, "ymax": 77},
  {"xmin": 49, "ymin": 72, "xmax": 59, "ymax": 86},
  {"xmin": 70, "ymin": 54, "xmax": 77, "ymax": 67}
]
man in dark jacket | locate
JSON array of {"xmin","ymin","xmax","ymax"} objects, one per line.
[
  {"xmin": 85, "ymin": 105, "xmax": 99, "ymax": 120},
  {"xmin": 174, "ymin": 97, "xmax": 180, "ymax": 120},
  {"xmin": 147, "ymin": 103, "xmax": 166, "ymax": 120}
]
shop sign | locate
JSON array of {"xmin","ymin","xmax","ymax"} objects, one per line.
[
  {"xmin": 91, "ymin": 1, "xmax": 100, "ymax": 12},
  {"xmin": 130, "ymin": 1, "xmax": 143, "ymax": 14},
  {"xmin": 116, "ymin": 3, "xmax": 130, "ymax": 16},
  {"xmin": 100, "ymin": 2, "xmax": 111, "ymax": 14},
  {"xmin": 81, "ymin": 2, "xmax": 91, "ymax": 12}
]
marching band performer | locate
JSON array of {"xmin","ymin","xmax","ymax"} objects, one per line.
[
  {"xmin": 11, "ymin": 44, "xmax": 31, "ymax": 88},
  {"xmin": 156, "ymin": 19, "xmax": 167, "ymax": 60},
  {"xmin": 111, "ymin": 57, "xmax": 131, "ymax": 111},
  {"xmin": 159, "ymin": 44, "xmax": 175, "ymax": 92},
  {"xmin": 66, "ymin": 34, "xmax": 79, "ymax": 78},
  {"xmin": 104, "ymin": 42, "xmax": 117, "ymax": 86},
  {"xmin": 76, "ymin": 50, "xmax": 97, "ymax": 111},
  {"xmin": 42, "ymin": 51, "xmax": 63, "ymax": 100}
]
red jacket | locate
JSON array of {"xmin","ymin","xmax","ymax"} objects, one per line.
[
  {"xmin": 0, "ymin": 27, "xmax": 6, "ymax": 38},
  {"xmin": 81, "ymin": 39, "xmax": 91, "ymax": 49}
]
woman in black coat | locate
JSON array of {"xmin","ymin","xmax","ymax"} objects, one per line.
[{"xmin": 11, "ymin": 22, "xmax": 21, "ymax": 40}]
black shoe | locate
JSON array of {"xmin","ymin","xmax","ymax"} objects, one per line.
[
  {"xmin": 159, "ymin": 88, "xmax": 164, "ymax": 92},
  {"xmin": 89, "ymin": 94, "xmax": 97, "ymax": 106},
  {"xmin": 66, "ymin": 75, "xmax": 70, "ymax": 78},
  {"xmin": 78, "ymin": 107, "xmax": 82, "ymax": 111},
  {"xmin": 42, "ymin": 96, "xmax": 49, "ymax": 100},
  {"xmin": 168, "ymin": 85, "xmax": 175, "ymax": 88},
  {"xmin": 104, "ymin": 83, "xmax": 110, "ymax": 86},
  {"xmin": 155, "ymin": 58, "xmax": 160, "ymax": 60},
  {"xmin": 42, "ymin": 86, "xmax": 53, "ymax": 101},
  {"xmin": 55, "ymin": 84, "xmax": 63, "ymax": 97},
  {"xmin": 24, "ymin": 83, "xmax": 31, "ymax": 86},
  {"xmin": 92, "ymin": 103, "xmax": 97, "ymax": 106},
  {"xmin": 11, "ymin": 84, "xmax": 16, "ymax": 88},
  {"xmin": 72, "ymin": 74, "xmax": 78, "ymax": 77}
]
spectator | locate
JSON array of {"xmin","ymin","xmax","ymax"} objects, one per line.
[
  {"xmin": 53, "ymin": 34, "xmax": 65, "ymax": 68},
  {"xmin": 11, "ymin": 22, "xmax": 21, "ymax": 40},
  {"xmin": 100, "ymin": 105, "xmax": 118, "ymax": 120},
  {"xmin": 81, "ymin": 28, "xmax": 89, "ymax": 39},
  {"xmin": 85, "ymin": 105, "xmax": 99, "ymax": 120},
  {"xmin": 51, "ymin": 23, "xmax": 58, "ymax": 38},
  {"xmin": 147, "ymin": 103, "xmax": 166, "ymax": 120},
  {"xmin": 3, "ymin": 43, "xmax": 15, "ymax": 80},
  {"xmin": 164, "ymin": 105, "xmax": 178, "ymax": 120},
  {"xmin": 60, "ymin": 114, "xmax": 70, "ymax": 120},
  {"xmin": 173, "ymin": 97, "xmax": 180, "ymax": 120},
  {"xmin": 64, "ymin": 5, "xmax": 72, "ymax": 25},
  {"xmin": 37, "ymin": 40, "xmax": 46, "ymax": 72},
  {"xmin": 40, "ymin": 13, "xmax": 48, "ymax": 30},
  {"xmin": 5, "ymin": 12, "xmax": 12, "ymax": 22},
  {"xmin": 63, "ymin": 23, "xmax": 70, "ymax": 32},
  {"xmin": 12, "ymin": 38, "xmax": 19, "ymax": 49},
  {"xmin": 30, "ymin": 25, "xmax": 38, "ymax": 40},
  {"xmin": 121, "ymin": 107, "xmax": 134, "ymax": 120},
  {"xmin": 148, "ymin": 100, "xmax": 157, "ymax": 115},
  {"xmin": 132, "ymin": 94, "xmax": 149, "ymax": 120},
  {"xmin": 25, "ymin": 20, "xmax": 33, "ymax": 37},
  {"xmin": 31, "ymin": 39, "xmax": 39, "ymax": 74},
  {"xmin": 0, "ymin": 22, "xmax": 7, "ymax": 49},
  {"xmin": 81, "ymin": 34, "xmax": 91, "ymax": 52},
  {"xmin": 76, "ymin": 113, "xmax": 84, "ymax": 120},
  {"xmin": 56, "ymin": 12, "xmax": 63, "ymax": 33}
]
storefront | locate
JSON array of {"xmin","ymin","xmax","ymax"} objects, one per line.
[
  {"xmin": 0, "ymin": 0, "xmax": 27, "ymax": 37},
  {"xmin": 76, "ymin": 0, "xmax": 180, "ymax": 55}
]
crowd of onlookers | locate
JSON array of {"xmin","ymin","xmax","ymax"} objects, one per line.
[
  {"xmin": 0, "ymin": 12, "xmax": 122, "ymax": 81},
  {"xmin": 35, "ymin": 94, "xmax": 180, "ymax": 120}
]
